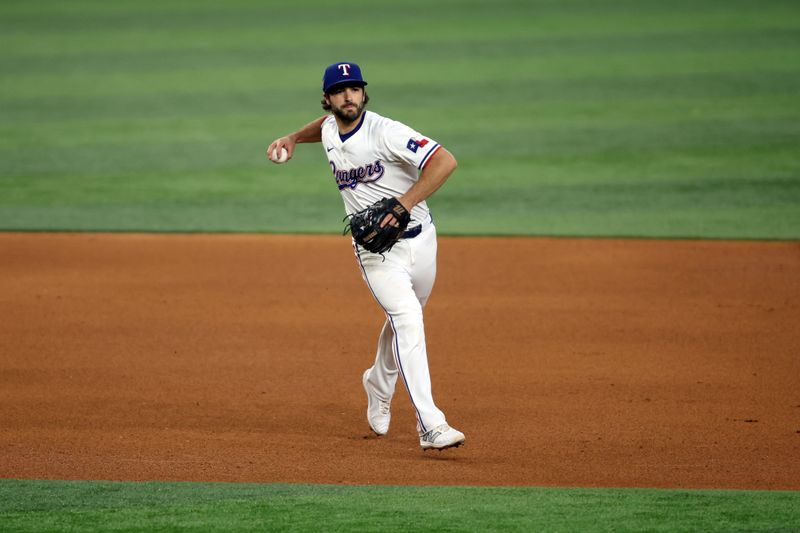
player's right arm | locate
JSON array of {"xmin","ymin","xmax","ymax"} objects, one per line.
[{"xmin": 267, "ymin": 115, "xmax": 327, "ymax": 163}]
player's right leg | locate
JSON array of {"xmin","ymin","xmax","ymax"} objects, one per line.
[
  {"xmin": 366, "ymin": 320, "xmax": 398, "ymax": 398},
  {"xmin": 363, "ymin": 320, "xmax": 396, "ymax": 435}
]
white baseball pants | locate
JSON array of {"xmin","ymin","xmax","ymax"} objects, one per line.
[{"xmin": 353, "ymin": 219, "xmax": 447, "ymax": 435}]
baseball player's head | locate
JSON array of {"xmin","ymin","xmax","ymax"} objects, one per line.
[{"xmin": 321, "ymin": 61, "xmax": 369, "ymax": 123}]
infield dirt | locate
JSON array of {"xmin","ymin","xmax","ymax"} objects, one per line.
[{"xmin": 1, "ymin": 233, "xmax": 798, "ymax": 489}]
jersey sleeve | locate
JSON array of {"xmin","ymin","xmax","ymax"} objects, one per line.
[
  {"xmin": 379, "ymin": 120, "xmax": 442, "ymax": 171},
  {"xmin": 320, "ymin": 115, "xmax": 336, "ymax": 146}
]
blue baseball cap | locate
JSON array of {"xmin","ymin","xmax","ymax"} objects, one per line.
[{"xmin": 323, "ymin": 62, "xmax": 367, "ymax": 93}]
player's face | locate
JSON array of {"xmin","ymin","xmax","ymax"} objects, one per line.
[{"xmin": 327, "ymin": 85, "xmax": 366, "ymax": 124}]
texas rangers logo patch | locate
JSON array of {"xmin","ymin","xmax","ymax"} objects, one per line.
[{"xmin": 406, "ymin": 138, "xmax": 429, "ymax": 153}]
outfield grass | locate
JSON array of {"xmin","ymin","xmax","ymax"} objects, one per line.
[
  {"xmin": 0, "ymin": 480, "xmax": 798, "ymax": 533},
  {"xmin": 1, "ymin": 0, "xmax": 798, "ymax": 238}
]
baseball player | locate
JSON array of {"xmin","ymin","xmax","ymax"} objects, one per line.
[{"xmin": 267, "ymin": 61, "xmax": 465, "ymax": 451}]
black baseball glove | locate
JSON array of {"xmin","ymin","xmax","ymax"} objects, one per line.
[{"xmin": 343, "ymin": 197, "xmax": 411, "ymax": 254}]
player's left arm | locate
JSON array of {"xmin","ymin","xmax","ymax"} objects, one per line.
[
  {"xmin": 399, "ymin": 147, "xmax": 457, "ymax": 211},
  {"xmin": 382, "ymin": 148, "xmax": 457, "ymax": 228}
]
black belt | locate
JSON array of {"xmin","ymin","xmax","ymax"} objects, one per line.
[{"xmin": 402, "ymin": 224, "xmax": 422, "ymax": 239}]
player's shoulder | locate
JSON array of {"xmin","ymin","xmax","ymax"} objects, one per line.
[
  {"xmin": 320, "ymin": 114, "xmax": 337, "ymax": 140},
  {"xmin": 366, "ymin": 110, "xmax": 398, "ymax": 126},
  {"xmin": 364, "ymin": 111, "xmax": 413, "ymax": 136},
  {"xmin": 322, "ymin": 114, "xmax": 336, "ymax": 129},
  {"xmin": 362, "ymin": 110, "xmax": 385, "ymax": 122}
]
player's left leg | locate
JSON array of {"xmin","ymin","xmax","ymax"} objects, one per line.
[
  {"xmin": 354, "ymin": 236, "xmax": 447, "ymax": 434},
  {"xmin": 406, "ymin": 224, "xmax": 465, "ymax": 450},
  {"xmin": 406, "ymin": 220, "xmax": 437, "ymax": 306},
  {"xmin": 365, "ymin": 222, "xmax": 436, "ymax": 406}
]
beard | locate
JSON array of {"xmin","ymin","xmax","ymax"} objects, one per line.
[{"xmin": 331, "ymin": 100, "xmax": 364, "ymax": 124}]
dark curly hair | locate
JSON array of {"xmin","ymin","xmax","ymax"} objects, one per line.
[{"xmin": 321, "ymin": 89, "xmax": 369, "ymax": 111}]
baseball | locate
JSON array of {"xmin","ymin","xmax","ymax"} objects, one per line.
[{"xmin": 270, "ymin": 147, "xmax": 289, "ymax": 164}]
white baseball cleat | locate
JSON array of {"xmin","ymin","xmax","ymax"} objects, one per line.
[
  {"xmin": 419, "ymin": 424, "xmax": 465, "ymax": 451},
  {"xmin": 362, "ymin": 369, "xmax": 391, "ymax": 436}
]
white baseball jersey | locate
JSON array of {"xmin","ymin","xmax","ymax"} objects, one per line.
[{"xmin": 320, "ymin": 110, "xmax": 441, "ymax": 227}]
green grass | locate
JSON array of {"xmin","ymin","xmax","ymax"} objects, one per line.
[
  {"xmin": 1, "ymin": 480, "xmax": 798, "ymax": 532},
  {"xmin": 1, "ymin": 0, "xmax": 799, "ymax": 237}
]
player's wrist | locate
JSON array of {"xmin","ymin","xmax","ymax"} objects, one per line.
[{"xmin": 397, "ymin": 195, "xmax": 415, "ymax": 211}]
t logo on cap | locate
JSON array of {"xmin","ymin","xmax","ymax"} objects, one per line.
[{"xmin": 323, "ymin": 61, "xmax": 368, "ymax": 93}]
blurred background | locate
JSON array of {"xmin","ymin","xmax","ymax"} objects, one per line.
[{"xmin": 1, "ymin": 0, "xmax": 798, "ymax": 237}]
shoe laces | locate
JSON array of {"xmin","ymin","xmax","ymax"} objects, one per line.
[{"xmin": 378, "ymin": 401, "xmax": 390, "ymax": 416}]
